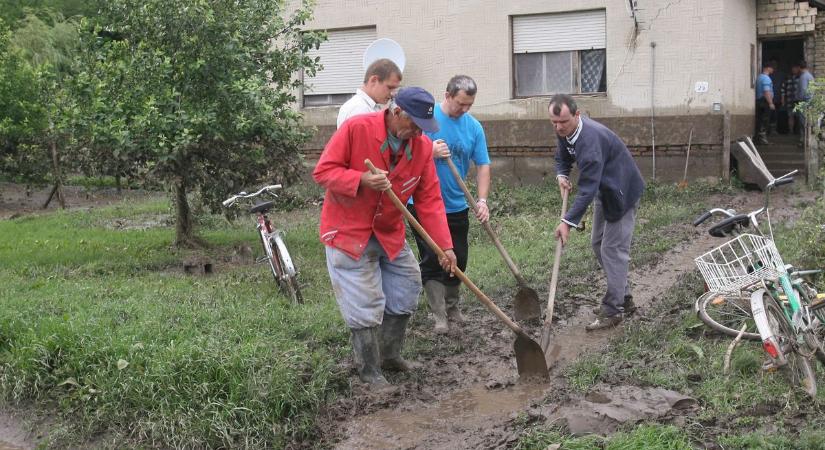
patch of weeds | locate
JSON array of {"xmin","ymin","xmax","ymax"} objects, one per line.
[
  {"xmin": 566, "ymin": 354, "xmax": 607, "ymax": 392},
  {"xmin": 606, "ymin": 424, "xmax": 693, "ymax": 449},
  {"xmin": 717, "ymin": 429, "xmax": 825, "ymax": 449},
  {"xmin": 515, "ymin": 424, "xmax": 691, "ymax": 450}
]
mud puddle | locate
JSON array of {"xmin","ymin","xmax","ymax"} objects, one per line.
[{"xmin": 338, "ymin": 381, "xmax": 548, "ymax": 450}]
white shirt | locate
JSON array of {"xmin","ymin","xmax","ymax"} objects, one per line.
[{"xmin": 336, "ymin": 89, "xmax": 381, "ymax": 128}]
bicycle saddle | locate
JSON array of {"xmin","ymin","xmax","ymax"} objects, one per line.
[
  {"xmin": 708, "ymin": 214, "xmax": 750, "ymax": 238},
  {"xmin": 249, "ymin": 201, "xmax": 275, "ymax": 214}
]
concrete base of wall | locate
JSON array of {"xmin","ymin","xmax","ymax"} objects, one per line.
[{"xmin": 303, "ymin": 113, "xmax": 753, "ymax": 185}]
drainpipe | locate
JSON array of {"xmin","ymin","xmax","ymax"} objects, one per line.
[{"xmin": 650, "ymin": 41, "xmax": 657, "ymax": 181}]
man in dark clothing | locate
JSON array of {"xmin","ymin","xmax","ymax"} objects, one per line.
[{"xmin": 549, "ymin": 94, "xmax": 646, "ymax": 331}]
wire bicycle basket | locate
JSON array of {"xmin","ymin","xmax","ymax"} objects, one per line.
[{"xmin": 694, "ymin": 233, "xmax": 785, "ymax": 294}]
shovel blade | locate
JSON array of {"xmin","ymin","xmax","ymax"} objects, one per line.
[
  {"xmin": 513, "ymin": 286, "xmax": 542, "ymax": 322},
  {"xmin": 514, "ymin": 333, "xmax": 550, "ymax": 379}
]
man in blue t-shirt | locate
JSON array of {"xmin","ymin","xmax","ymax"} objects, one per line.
[
  {"xmin": 407, "ymin": 75, "xmax": 491, "ymax": 334},
  {"xmin": 755, "ymin": 62, "xmax": 776, "ymax": 145}
]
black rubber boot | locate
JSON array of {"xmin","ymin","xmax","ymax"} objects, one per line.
[
  {"xmin": 379, "ymin": 314, "xmax": 420, "ymax": 372},
  {"xmin": 424, "ymin": 280, "xmax": 448, "ymax": 334},
  {"xmin": 350, "ymin": 327, "xmax": 389, "ymax": 385}
]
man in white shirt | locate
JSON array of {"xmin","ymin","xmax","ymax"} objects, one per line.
[{"xmin": 336, "ymin": 58, "xmax": 402, "ymax": 128}]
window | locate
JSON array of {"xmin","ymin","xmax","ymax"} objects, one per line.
[
  {"xmin": 512, "ymin": 10, "xmax": 607, "ymax": 97},
  {"xmin": 303, "ymin": 27, "xmax": 376, "ymax": 107}
]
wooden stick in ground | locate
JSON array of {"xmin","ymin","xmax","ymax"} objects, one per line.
[
  {"xmin": 539, "ymin": 190, "xmax": 569, "ymax": 353},
  {"xmin": 682, "ymin": 127, "xmax": 693, "ymax": 182},
  {"xmin": 363, "ymin": 159, "xmax": 525, "ymax": 335},
  {"xmin": 724, "ymin": 323, "xmax": 748, "ymax": 376}
]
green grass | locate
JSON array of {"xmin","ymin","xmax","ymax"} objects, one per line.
[{"xmin": 0, "ymin": 179, "xmax": 742, "ymax": 448}]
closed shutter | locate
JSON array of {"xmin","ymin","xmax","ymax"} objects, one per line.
[
  {"xmin": 305, "ymin": 27, "xmax": 376, "ymax": 95},
  {"xmin": 513, "ymin": 10, "xmax": 606, "ymax": 54}
]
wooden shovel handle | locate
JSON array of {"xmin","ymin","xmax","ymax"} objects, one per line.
[
  {"xmin": 364, "ymin": 158, "xmax": 525, "ymax": 335},
  {"xmin": 443, "ymin": 157, "xmax": 527, "ymax": 285},
  {"xmin": 544, "ymin": 189, "xmax": 569, "ymax": 327}
]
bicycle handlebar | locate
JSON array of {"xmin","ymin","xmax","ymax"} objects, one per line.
[{"xmin": 222, "ymin": 184, "xmax": 282, "ymax": 207}]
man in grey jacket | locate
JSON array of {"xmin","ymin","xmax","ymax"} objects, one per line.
[{"xmin": 549, "ymin": 94, "xmax": 645, "ymax": 331}]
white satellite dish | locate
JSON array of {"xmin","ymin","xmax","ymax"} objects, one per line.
[{"xmin": 363, "ymin": 38, "xmax": 406, "ymax": 73}]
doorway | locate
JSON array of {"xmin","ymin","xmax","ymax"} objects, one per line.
[{"xmin": 761, "ymin": 38, "xmax": 804, "ymax": 135}]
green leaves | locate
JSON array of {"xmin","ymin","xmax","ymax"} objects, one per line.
[{"xmin": 68, "ymin": 0, "xmax": 325, "ymax": 244}]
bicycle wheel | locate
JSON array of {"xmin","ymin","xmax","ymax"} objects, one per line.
[
  {"xmin": 260, "ymin": 232, "xmax": 286, "ymax": 283},
  {"xmin": 695, "ymin": 291, "xmax": 760, "ymax": 341},
  {"xmin": 271, "ymin": 233, "xmax": 303, "ymax": 304},
  {"xmin": 797, "ymin": 281, "xmax": 825, "ymax": 366},
  {"xmin": 761, "ymin": 294, "xmax": 817, "ymax": 397}
]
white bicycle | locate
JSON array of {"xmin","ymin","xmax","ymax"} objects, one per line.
[{"xmin": 223, "ymin": 185, "xmax": 303, "ymax": 304}]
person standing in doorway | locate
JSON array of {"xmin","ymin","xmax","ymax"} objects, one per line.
[
  {"xmin": 781, "ymin": 63, "xmax": 800, "ymax": 135},
  {"xmin": 336, "ymin": 58, "xmax": 402, "ymax": 128},
  {"xmin": 408, "ymin": 75, "xmax": 491, "ymax": 334},
  {"xmin": 796, "ymin": 60, "xmax": 814, "ymax": 146},
  {"xmin": 755, "ymin": 62, "xmax": 776, "ymax": 145},
  {"xmin": 549, "ymin": 94, "xmax": 645, "ymax": 331}
]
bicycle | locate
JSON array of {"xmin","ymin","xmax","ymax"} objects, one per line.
[
  {"xmin": 223, "ymin": 185, "xmax": 303, "ymax": 304},
  {"xmin": 693, "ymin": 148, "xmax": 825, "ymax": 396}
]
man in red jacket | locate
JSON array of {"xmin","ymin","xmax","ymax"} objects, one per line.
[{"xmin": 313, "ymin": 87, "xmax": 458, "ymax": 386}]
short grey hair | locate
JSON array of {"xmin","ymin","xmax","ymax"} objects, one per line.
[
  {"xmin": 446, "ymin": 75, "xmax": 477, "ymax": 97},
  {"xmin": 387, "ymin": 98, "xmax": 411, "ymax": 120}
]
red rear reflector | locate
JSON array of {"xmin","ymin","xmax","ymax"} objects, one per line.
[{"xmin": 763, "ymin": 341, "xmax": 779, "ymax": 359}]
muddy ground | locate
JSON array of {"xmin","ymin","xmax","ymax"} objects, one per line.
[
  {"xmin": 314, "ymin": 189, "xmax": 818, "ymax": 450},
  {"xmin": 0, "ymin": 182, "xmax": 158, "ymax": 220},
  {"xmin": 0, "ymin": 184, "xmax": 817, "ymax": 449}
]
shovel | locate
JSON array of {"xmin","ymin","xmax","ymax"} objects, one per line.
[
  {"xmin": 365, "ymin": 159, "xmax": 549, "ymax": 378},
  {"xmin": 539, "ymin": 189, "xmax": 569, "ymax": 361},
  {"xmin": 442, "ymin": 156, "xmax": 541, "ymax": 321}
]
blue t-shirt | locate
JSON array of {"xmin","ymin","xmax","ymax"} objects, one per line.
[
  {"xmin": 756, "ymin": 73, "xmax": 773, "ymax": 100},
  {"xmin": 425, "ymin": 104, "xmax": 491, "ymax": 214}
]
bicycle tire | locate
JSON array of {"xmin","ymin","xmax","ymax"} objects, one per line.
[
  {"xmin": 271, "ymin": 234, "xmax": 303, "ymax": 304},
  {"xmin": 761, "ymin": 294, "xmax": 817, "ymax": 397},
  {"xmin": 695, "ymin": 291, "xmax": 761, "ymax": 341},
  {"xmin": 796, "ymin": 281, "xmax": 825, "ymax": 366},
  {"xmin": 260, "ymin": 232, "xmax": 285, "ymax": 285}
]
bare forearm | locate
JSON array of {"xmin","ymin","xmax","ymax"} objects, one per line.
[{"xmin": 476, "ymin": 165, "xmax": 491, "ymax": 200}]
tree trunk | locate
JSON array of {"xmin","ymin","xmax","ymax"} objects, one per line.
[
  {"xmin": 173, "ymin": 180, "xmax": 196, "ymax": 247},
  {"xmin": 115, "ymin": 174, "xmax": 122, "ymax": 193},
  {"xmin": 49, "ymin": 125, "xmax": 66, "ymax": 209}
]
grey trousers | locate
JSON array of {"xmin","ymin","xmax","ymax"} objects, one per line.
[{"xmin": 591, "ymin": 198, "xmax": 638, "ymax": 316}]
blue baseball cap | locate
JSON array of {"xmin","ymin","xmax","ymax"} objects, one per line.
[{"xmin": 394, "ymin": 87, "xmax": 439, "ymax": 133}]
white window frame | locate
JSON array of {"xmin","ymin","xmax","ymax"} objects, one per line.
[
  {"xmin": 511, "ymin": 10, "xmax": 607, "ymax": 98},
  {"xmin": 302, "ymin": 27, "xmax": 377, "ymax": 107}
]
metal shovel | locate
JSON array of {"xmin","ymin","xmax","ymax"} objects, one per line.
[
  {"xmin": 365, "ymin": 159, "xmax": 549, "ymax": 378},
  {"xmin": 442, "ymin": 157, "xmax": 542, "ymax": 321}
]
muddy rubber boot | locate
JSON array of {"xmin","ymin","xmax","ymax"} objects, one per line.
[
  {"xmin": 424, "ymin": 280, "xmax": 449, "ymax": 334},
  {"xmin": 379, "ymin": 314, "xmax": 421, "ymax": 372},
  {"xmin": 350, "ymin": 327, "xmax": 389, "ymax": 385},
  {"xmin": 622, "ymin": 295, "xmax": 637, "ymax": 316},
  {"xmin": 585, "ymin": 313, "xmax": 623, "ymax": 331},
  {"xmin": 592, "ymin": 296, "xmax": 636, "ymax": 316},
  {"xmin": 444, "ymin": 284, "xmax": 465, "ymax": 324}
]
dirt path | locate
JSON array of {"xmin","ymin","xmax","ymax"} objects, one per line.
[
  {"xmin": 0, "ymin": 182, "xmax": 157, "ymax": 220},
  {"xmin": 322, "ymin": 188, "xmax": 815, "ymax": 450}
]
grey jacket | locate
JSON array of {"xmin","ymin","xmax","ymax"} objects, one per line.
[{"xmin": 555, "ymin": 116, "xmax": 645, "ymax": 225}]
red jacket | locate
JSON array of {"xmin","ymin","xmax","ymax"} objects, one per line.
[{"xmin": 313, "ymin": 112, "xmax": 453, "ymax": 261}]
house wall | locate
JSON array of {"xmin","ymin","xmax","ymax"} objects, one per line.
[
  {"xmin": 757, "ymin": 0, "xmax": 817, "ymax": 36},
  {"xmin": 295, "ymin": 0, "xmax": 757, "ymax": 182}
]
